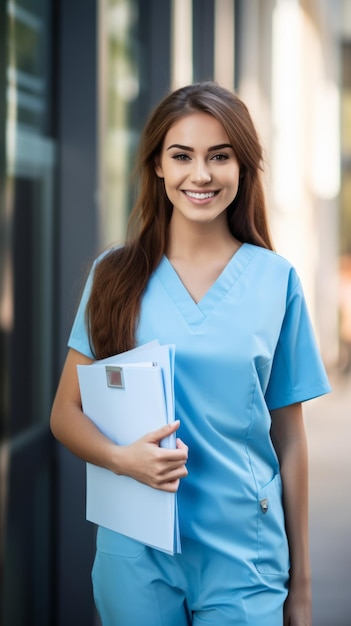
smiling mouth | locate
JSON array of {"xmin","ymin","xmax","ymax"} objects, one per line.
[{"xmin": 184, "ymin": 191, "xmax": 218, "ymax": 200}]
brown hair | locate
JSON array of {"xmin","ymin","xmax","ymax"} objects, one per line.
[{"xmin": 87, "ymin": 81, "xmax": 274, "ymax": 358}]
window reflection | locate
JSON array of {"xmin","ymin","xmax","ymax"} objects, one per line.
[
  {"xmin": 1, "ymin": 2, "xmax": 55, "ymax": 622},
  {"xmin": 3, "ymin": 0, "xmax": 55, "ymax": 434},
  {"xmin": 7, "ymin": 0, "xmax": 51, "ymax": 133},
  {"xmin": 340, "ymin": 43, "xmax": 351, "ymax": 255},
  {"xmin": 339, "ymin": 43, "xmax": 351, "ymax": 374},
  {"xmin": 99, "ymin": 0, "xmax": 140, "ymax": 247}
]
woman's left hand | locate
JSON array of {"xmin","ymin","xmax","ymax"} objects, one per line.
[{"xmin": 283, "ymin": 581, "xmax": 312, "ymax": 626}]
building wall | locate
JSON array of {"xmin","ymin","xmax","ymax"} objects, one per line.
[{"xmin": 236, "ymin": 0, "xmax": 341, "ymax": 366}]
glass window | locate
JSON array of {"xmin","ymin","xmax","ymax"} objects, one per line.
[
  {"xmin": 340, "ymin": 42, "xmax": 351, "ymax": 255},
  {"xmin": 1, "ymin": 1, "xmax": 56, "ymax": 622},
  {"xmin": 99, "ymin": 0, "xmax": 140, "ymax": 247},
  {"xmin": 338, "ymin": 42, "xmax": 351, "ymax": 374},
  {"xmin": 4, "ymin": 0, "xmax": 55, "ymax": 433},
  {"xmin": 7, "ymin": 0, "xmax": 52, "ymax": 133}
]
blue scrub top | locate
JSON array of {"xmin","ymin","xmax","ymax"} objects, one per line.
[{"xmin": 68, "ymin": 243, "xmax": 330, "ymax": 574}]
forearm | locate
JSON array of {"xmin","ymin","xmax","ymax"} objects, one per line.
[
  {"xmin": 279, "ymin": 432, "xmax": 311, "ymax": 584},
  {"xmin": 270, "ymin": 403, "xmax": 311, "ymax": 585},
  {"xmin": 51, "ymin": 400, "xmax": 187, "ymax": 491},
  {"xmin": 50, "ymin": 348, "xmax": 125, "ymax": 472},
  {"xmin": 278, "ymin": 420, "xmax": 312, "ymax": 625},
  {"xmin": 50, "ymin": 398, "xmax": 123, "ymax": 472},
  {"xmin": 50, "ymin": 349, "xmax": 188, "ymax": 491}
]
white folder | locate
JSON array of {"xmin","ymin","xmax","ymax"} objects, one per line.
[{"xmin": 77, "ymin": 342, "xmax": 181, "ymax": 554}]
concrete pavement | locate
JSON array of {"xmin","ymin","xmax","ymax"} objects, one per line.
[{"xmin": 304, "ymin": 375, "xmax": 351, "ymax": 626}]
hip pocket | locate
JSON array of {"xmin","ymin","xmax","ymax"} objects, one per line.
[
  {"xmin": 96, "ymin": 526, "xmax": 146, "ymax": 558},
  {"xmin": 255, "ymin": 474, "xmax": 290, "ymax": 575}
]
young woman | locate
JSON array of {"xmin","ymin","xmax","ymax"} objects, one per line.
[{"xmin": 50, "ymin": 82, "xmax": 330, "ymax": 626}]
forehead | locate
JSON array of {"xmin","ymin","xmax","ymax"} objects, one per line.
[{"xmin": 163, "ymin": 112, "xmax": 230, "ymax": 148}]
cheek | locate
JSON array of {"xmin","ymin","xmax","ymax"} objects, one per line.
[
  {"xmin": 162, "ymin": 169, "xmax": 180, "ymax": 190},
  {"xmin": 162, "ymin": 179, "xmax": 176, "ymax": 202},
  {"xmin": 228, "ymin": 172, "xmax": 240, "ymax": 195}
]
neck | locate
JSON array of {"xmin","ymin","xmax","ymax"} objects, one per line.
[{"xmin": 167, "ymin": 214, "xmax": 239, "ymax": 261}]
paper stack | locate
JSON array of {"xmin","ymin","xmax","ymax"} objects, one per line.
[{"xmin": 77, "ymin": 341, "xmax": 181, "ymax": 554}]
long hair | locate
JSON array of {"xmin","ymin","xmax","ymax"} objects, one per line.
[{"xmin": 87, "ymin": 81, "xmax": 274, "ymax": 358}]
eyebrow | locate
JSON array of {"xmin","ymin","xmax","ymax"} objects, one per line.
[{"xmin": 166, "ymin": 143, "xmax": 234, "ymax": 152}]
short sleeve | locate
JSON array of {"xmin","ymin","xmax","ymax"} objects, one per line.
[
  {"xmin": 67, "ymin": 260, "xmax": 97, "ymax": 359},
  {"xmin": 265, "ymin": 269, "xmax": 331, "ymax": 410}
]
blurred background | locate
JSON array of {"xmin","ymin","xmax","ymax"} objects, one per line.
[{"xmin": 0, "ymin": 0, "xmax": 350, "ymax": 624}]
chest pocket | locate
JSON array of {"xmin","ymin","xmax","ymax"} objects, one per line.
[{"xmin": 255, "ymin": 473, "xmax": 290, "ymax": 575}]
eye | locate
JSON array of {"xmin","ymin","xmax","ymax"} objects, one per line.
[
  {"xmin": 172, "ymin": 153, "xmax": 191, "ymax": 161},
  {"xmin": 211, "ymin": 153, "xmax": 230, "ymax": 161}
]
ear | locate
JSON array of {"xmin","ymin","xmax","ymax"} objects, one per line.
[{"xmin": 154, "ymin": 157, "xmax": 164, "ymax": 178}]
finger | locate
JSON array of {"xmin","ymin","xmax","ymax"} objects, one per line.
[
  {"xmin": 143, "ymin": 420, "xmax": 180, "ymax": 444},
  {"xmin": 157, "ymin": 447, "xmax": 188, "ymax": 464},
  {"xmin": 157, "ymin": 478, "xmax": 180, "ymax": 493},
  {"xmin": 155, "ymin": 473, "xmax": 188, "ymax": 492},
  {"xmin": 161, "ymin": 464, "xmax": 188, "ymax": 489},
  {"xmin": 176, "ymin": 438, "xmax": 189, "ymax": 454},
  {"xmin": 156, "ymin": 460, "xmax": 188, "ymax": 479}
]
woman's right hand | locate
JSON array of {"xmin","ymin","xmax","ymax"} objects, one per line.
[
  {"xmin": 51, "ymin": 349, "xmax": 188, "ymax": 493},
  {"xmin": 114, "ymin": 421, "xmax": 188, "ymax": 492}
]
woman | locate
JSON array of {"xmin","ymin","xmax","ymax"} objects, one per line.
[{"xmin": 50, "ymin": 82, "xmax": 330, "ymax": 626}]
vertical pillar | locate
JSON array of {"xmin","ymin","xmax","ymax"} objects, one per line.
[
  {"xmin": 214, "ymin": 0, "xmax": 235, "ymax": 90},
  {"xmin": 171, "ymin": 0, "xmax": 193, "ymax": 88}
]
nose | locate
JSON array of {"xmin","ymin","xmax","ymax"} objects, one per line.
[{"xmin": 190, "ymin": 158, "xmax": 212, "ymax": 185}]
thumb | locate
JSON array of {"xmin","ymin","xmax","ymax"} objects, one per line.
[{"xmin": 143, "ymin": 420, "xmax": 180, "ymax": 444}]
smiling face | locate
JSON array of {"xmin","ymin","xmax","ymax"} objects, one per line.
[{"xmin": 155, "ymin": 112, "xmax": 241, "ymax": 229}]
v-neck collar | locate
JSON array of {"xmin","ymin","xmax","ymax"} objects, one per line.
[{"xmin": 154, "ymin": 243, "xmax": 258, "ymax": 327}]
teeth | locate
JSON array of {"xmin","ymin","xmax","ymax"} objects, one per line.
[{"xmin": 186, "ymin": 191, "xmax": 215, "ymax": 200}]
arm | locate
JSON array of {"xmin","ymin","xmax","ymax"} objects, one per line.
[
  {"xmin": 270, "ymin": 402, "xmax": 312, "ymax": 626},
  {"xmin": 50, "ymin": 348, "xmax": 188, "ymax": 492}
]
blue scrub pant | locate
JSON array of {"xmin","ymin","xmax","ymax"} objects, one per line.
[{"xmin": 92, "ymin": 528, "xmax": 289, "ymax": 626}]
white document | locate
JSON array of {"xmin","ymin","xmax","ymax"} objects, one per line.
[{"xmin": 77, "ymin": 342, "xmax": 181, "ymax": 554}]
